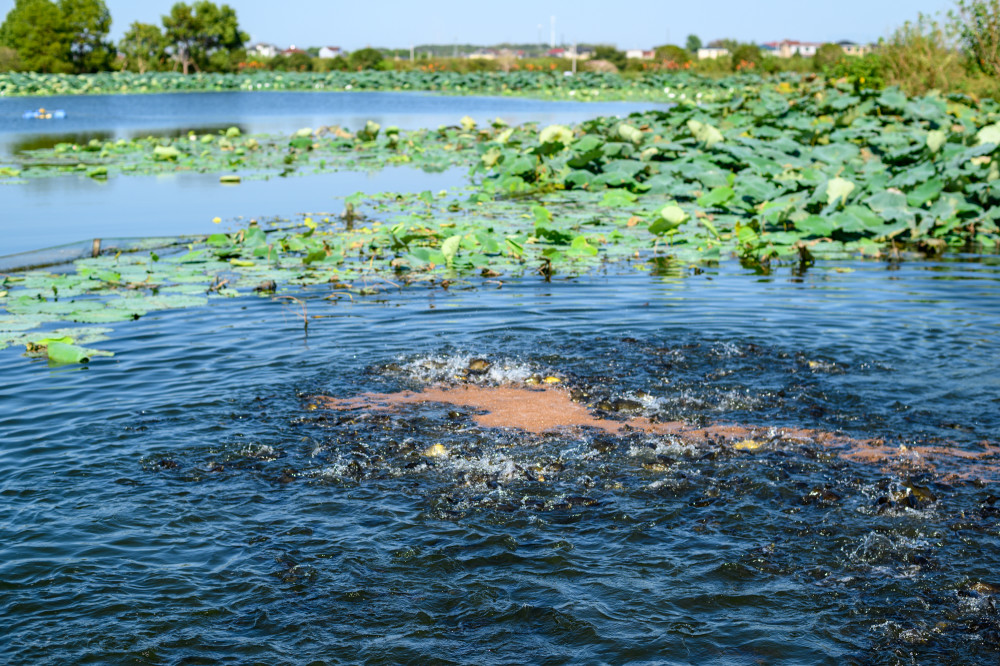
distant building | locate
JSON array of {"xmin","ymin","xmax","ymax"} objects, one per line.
[
  {"xmin": 697, "ymin": 47, "xmax": 730, "ymax": 60},
  {"xmin": 562, "ymin": 47, "xmax": 592, "ymax": 60},
  {"xmin": 625, "ymin": 49, "xmax": 655, "ymax": 60},
  {"xmin": 763, "ymin": 40, "xmax": 822, "ymax": 58},
  {"xmin": 249, "ymin": 42, "xmax": 278, "ymax": 58},
  {"xmin": 837, "ymin": 40, "xmax": 873, "ymax": 56},
  {"xmin": 281, "ymin": 46, "xmax": 308, "ymax": 56},
  {"xmin": 468, "ymin": 48, "xmax": 498, "ymax": 60},
  {"xmin": 547, "ymin": 47, "xmax": 566, "ymax": 58},
  {"xmin": 318, "ymin": 46, "xmax": 342, "ymax": 59}
]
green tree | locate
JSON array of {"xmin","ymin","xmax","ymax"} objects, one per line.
[
  {"xmin": 708, "ymin": 38, "xmax": 739, "ymax": 51},
  {"xmin": 880, "ymin": 14, "xmax": 961, "ymax": 95},
  {"xmin": 0, "ymin": 45, "xmax": 21, "ymax": 70},
  {"xmin": 348, "ymin": 47, "xmax": 384, "ymax": 70},
  {"xmin": 119, "ymin": 21, "xmax": 166, "ymax": 73},
  {"xmin": 685, "ymin": 34, "xmax": 702, "ymax": 53},
  {"xmin": 730, "ymin": 43, "xmax": 762, "ymax": 71},
  {"xmin": 953, "ymin": 0, "xmax": 1000, "ymax": 76},
  {"xmin": 654, "ymin": 44, "xmax": 692, "ymax": 65},
  {"xmin": 324, "ymin": 54, "xmax": 349, "ymax": 71},
  {"xmin": 161, "ymin": 1, "xmax": 247, "ymax": 74},
  {"xmin": 59, "ymin": 0, "xmax": 112, "ymax": 72},
  {"xmin": 272, "ymin": 51, "xmax": 312, "ymax": 71},
  {"xmin": 813, "ymin": 43, "xmax": 845, "ymax": 71},
  {"xmin": 593, "ymin": 45, "xmax": 626, "ymax": 70},
  {"xmin": 0, "ymin": 0, "xmax": 72, "ymax": 72}
]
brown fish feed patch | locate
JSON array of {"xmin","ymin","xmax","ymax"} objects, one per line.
[
  {"xmin": 316, "ymin": 384, "xmax": 847, "ymax": 445},
  {"xmin": 315, "ymin": 384, "xmax": 1000, "ymax": 481}
]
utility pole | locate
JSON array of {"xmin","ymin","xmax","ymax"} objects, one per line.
[
  {"xmin": 572, "ymin": 42, "xmax": 577, "ymax": 74},
  {"xmin": 410, "ymin": 44, "xmax": 414, "ymax": 61}
]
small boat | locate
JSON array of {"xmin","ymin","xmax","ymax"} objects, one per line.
[{"xmin": 22, "ymin": 108, "xmax": 66, "ymax": 120}]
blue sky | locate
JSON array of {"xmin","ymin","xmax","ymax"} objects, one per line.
[{"xmin": 2, "ymin": 0, "xmax": 958, "ymax": 50}]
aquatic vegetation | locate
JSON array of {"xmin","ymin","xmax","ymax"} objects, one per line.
[
  {"xmin": 4, "ymin": 76, "xmax": 1000, "ymax": 364},
  {"xmin": 475, "ymin": 82, "xmax": 1000, "ymax": 261},
  {"xmin": 0, "ymin": 69, "xmax": 739, "ymax": 100},
  {"xmin": 3, "ymin": 119, "xmax": 529, "ymax": 180}
]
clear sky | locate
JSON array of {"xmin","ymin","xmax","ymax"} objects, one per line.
[{"xmin": 1, "ymin": 0, "xmax": 958, "ymax": 51}]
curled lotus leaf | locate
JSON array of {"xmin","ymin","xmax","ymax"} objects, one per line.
[
  {"xmin": 441, "ymin": 234, "xmax": 462, "ymax": 267},
  {"xmin": 357, "ymin": 121, "xmax": 381, "ymax": 142},
  {"xmin": 687, "ymin": 120, "xmax": 724, "ymax": 149},
  {"xmin": 46, "ymin": 341, "xmax": 113, "ymax": 365},
  {"xmin": 825, "ymin": 177, "xmax": 855, "ymax": 207},
  {"xmin": 649, "ymin": 204, "xmax": 688, "ymax": 235},
  {"xmin": 152, "ymin": 145, "xmax": 181, "ymax": 161},
  {"xmin": 617, "ymin": 123, "xmax": 644, "ymax": 145},
  {"xmin": 977, "ymin": 124, "xmax": 1000, "ymax": 147},
  {"xmin": 539, "ymin": 124, "xmax": 574, "ymax": 147},
  {"xmin": 926, "ymin": 130, "xmax": 947, "ymax": 154}
]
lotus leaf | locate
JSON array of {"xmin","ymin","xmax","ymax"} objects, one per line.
[
  {"xmin": 825, "ymin": 178, "xmax": 855, "ymax": 207},
  {"xmin": 539, "ymin": 125, "xmax": 574, "ymax": 147},
  {"xmin": 46, "ymin": 341, "xmax": 113, "ymax": 365},
  {"xmin": 926, "ymin": 130, "xmax": 947, "ymax": 154},
  {"xmin": 687, "ymin": 120, "xmax": 724, "ymax": 149}
]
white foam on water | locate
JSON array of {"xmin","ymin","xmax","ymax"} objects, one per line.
[
  {"xmin": 848, "ymin": 532, "xmax": 932, "ymax": 567},
  {"xmin": 398, "ymin": 353, "xmax": 536, "ymax": 385},
  {"xmin": 628, "ymin": 436, "xmax": 699, "ymax": 459}
]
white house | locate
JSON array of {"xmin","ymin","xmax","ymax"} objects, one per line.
[
  {"xmin": 625, "ymin": 49, "xmax": 655, "ymax": 60},
  {"xmin": 318, "ymin": 46, "xmax": 342, "ymax": 59},
  {"xmin": 764, "ymin": 40, "xmax": 822, "ymax": 58},
  {"xmin": 468, "ymin": 48, "xmax": 498, "ymax": 60},
  {"xmin": 837, "ymin": 40, "xmax": 873, "ymax": 57},
  {"xmin": 249, "ymin": 42, "xmax": 278, "ymax": 58},
  {"xmin": 697, "ymin": 47, "xmax": 730, "ymax": 60}
]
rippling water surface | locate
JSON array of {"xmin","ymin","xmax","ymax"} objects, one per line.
[{"xmin": 2, "ymin": 260, "xmax": 1000, "ymax": 664}]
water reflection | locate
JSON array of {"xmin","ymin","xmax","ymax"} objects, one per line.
[
  {"xmin": 5, "ymin": 124, "xmax": 249, "ymax": 153},
  {"xmin": 1, "ymin": 166, "xmax": 466, "ymax": 257}
]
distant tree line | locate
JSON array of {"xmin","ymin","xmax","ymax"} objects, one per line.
[{"xmin": 0, "ymin": 0, "xmax": 247, "ymax": 73}]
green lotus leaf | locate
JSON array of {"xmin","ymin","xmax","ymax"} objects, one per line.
[
  {"xmin": 698, "ymin": 186, "xmax": 735, "ymax": 209},
  {"xmin": 568, "ymin": 235, "xmax": 598, "ymax": 256},
  {"xmin": 600, "ymin": 189, "xmax": 638, "ymax": 207}
]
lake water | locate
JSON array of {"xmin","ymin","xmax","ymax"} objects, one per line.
[
  {"xmin": 3, "ymin": 262, "xmax": 1000, "ymax": 663},
  {"xmin": 2, "ymin": 91, "xmax": 1000, "ymax": 664}
]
